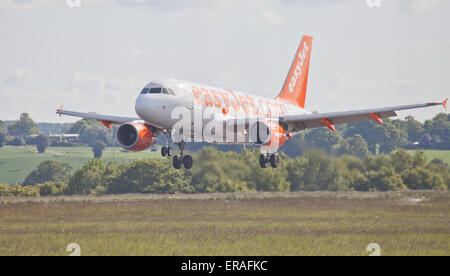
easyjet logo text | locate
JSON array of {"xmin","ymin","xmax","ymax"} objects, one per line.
[
  {"xmin": 191, "ymin": 85, "xmax": 288, "ymax": 117},
  {"xmin": 288, "ymin": 42, "xmax": 309, "ymax": 93}
]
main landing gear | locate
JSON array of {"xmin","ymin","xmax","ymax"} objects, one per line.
[
  {"xmin": 259, "ymin": 153, "xmax": 280, "ymax": 169},
  {"xmin": 161, "ymin": 136, "xmax": 193, "ymax": 170},
  {"xmin": 172, "ymin": 141, "xmax": 193, "ymax": 170}
]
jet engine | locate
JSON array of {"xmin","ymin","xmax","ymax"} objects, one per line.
[
  {"xmin": 248, "ymin": 120, "xmax": 287, "ymax": 149},
  {"xmin": 116, "ymin": 122, "xmax": 155, "ymax": 152}
]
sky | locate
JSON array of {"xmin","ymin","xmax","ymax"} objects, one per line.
[{"xmin": 0, "ymin": 0, "xmax": 449, "ymax": 123}]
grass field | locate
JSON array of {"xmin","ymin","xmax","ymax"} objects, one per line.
[
  {"xmin": 406, "ymin": 150, "xmax": 450, "ymax": 164},
  {"xmin": 0, "ymin": 192, "xmax": 448, "ymax": 256},
  {"xmin": 1, "ymin": 146, "xmax": 449, "ymax": 185},
  {"xmin": 0, "ymin": 146, "xmax": 161, "ymax": 184}
]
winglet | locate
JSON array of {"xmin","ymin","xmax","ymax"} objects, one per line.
[
  {"xmin": 57, "ymin": 105, "xmax": 64, "ymax": 117},
  {"xmin": 443, "ymin": 98, "xmax": 448, "ymax": 111}
]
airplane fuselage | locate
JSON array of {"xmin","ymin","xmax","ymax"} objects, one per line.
[{"xmin": 135, "ymin": 79, "xmax": 312, "ymax": 142}]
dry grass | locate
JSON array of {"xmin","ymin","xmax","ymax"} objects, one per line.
[{"xmin": 0, "ymin": 192, "xmax": 449, "ymax": 256}]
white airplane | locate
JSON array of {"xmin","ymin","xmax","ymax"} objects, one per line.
[{"xmin": 57, "ymin": 35, "xmax": 447, "ymax": 170}]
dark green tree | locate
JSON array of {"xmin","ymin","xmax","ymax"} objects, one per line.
[
  {"xmin": 7, "ymin": 113, "xmax": 39, "ymax": 137},
  {"xmin": 35, "ymin": 134, "xmax": 49, "ymax": 153},
  {"xmin": 343, "ymin": 134, "xmax": 370, "ymax": 159},
  {"xmin": 0, "ymin": 120, "xmax": 5, "ymax": 133},
  {"xmin": 22, "ymin": 160, "xmax": 72, "ymax": 186},
  {"xmin": 390, "ymin": 149, "xmax": 413, "ymax": 173},
  {"xmin": 91, "ymin": 140, "xmax": 106, "ymax": 158},
  {"xmin": 0, "ymin": 132, "xmax": 5, "ymax": 148},
  {"xmin": 304, "ymin": 128, "xmax": 343, "ymax": 155},
  {"xmin": 404, "ymin": 116, "xmax": 424, "ymax": 142},
  {"xmin": 68, "ymin": 119, "xmax": 114, "ymax": 145},
  {"xmin": 364, "ymin": 167, "xmax": 406, "ymax": 191},
  {"xmin": 402, "ymin": 167, "xmax": 446, "ymax": 190}
]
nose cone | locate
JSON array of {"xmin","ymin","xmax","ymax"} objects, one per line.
[{"xmin": 135, "ymin": 94, "xmax": 146, "ymax": 118}]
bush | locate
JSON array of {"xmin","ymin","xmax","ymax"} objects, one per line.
[
  {"xmin": 286, "ymin": 150, "xmax": 347, "ymax": 191},
  {"xmin": 36, "ymin": 181, "xmax": 68, "ymax": 196},
  {"xmin": 10, "ymin": 184, "xmax": 40, "ymax": 197},
  {"xmin": 190, "ymin": 148, "xmax": 252, "ymax": 193},
  {"xmin": 0, "ymin": 183, "xmax": 12, "ymax": 196},
  {"xmin": 6, "ymin": 137, "xmax": 24, "ymax": 146},
  {"xmin": 68, "ymin": 159, "xmax": 107, "ymax": 195},
  {"xmin": 107, "ymin": 159, "xmax": 193, "ymax": 194},
  {"xmin": 25, "ymin": 136, "xmax": 37, "ymax": 145},
  {"xmin": 23, "ymin": 160, "xmax": 72, "ymax": 186}
]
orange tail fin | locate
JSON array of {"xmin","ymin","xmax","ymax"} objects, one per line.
[{"xmin": 276, "ymin": 35, "xmax": 313, "ymax": 108}]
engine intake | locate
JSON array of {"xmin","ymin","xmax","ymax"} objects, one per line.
[
  {"xmin": 248, "ymin": 120, "xmax": 287, "ymax": 149},
  {"xmin": 116, "ymin": 122, "xmax": 155, "ymax": 152}
]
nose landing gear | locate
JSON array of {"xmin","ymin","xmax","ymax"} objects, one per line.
[
  {"xmin": 161, "ymin": 130, "xmax": 173, "ymax": 157},
  {"xmin": 161, "ymin": 146, "xmax": 173, "ymax": 157},
  {"xmin": 259, "ymin": 153, "xmax": 280, "ymax": 168}
]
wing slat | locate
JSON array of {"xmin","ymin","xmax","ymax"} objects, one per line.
[{"xmin": 56, "ymin": 109, "xmax": 141, "ymax": 124}]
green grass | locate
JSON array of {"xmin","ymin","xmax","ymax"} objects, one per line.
[
  {"xmin": 0, "ymin": 146, "xmax": 161, "ymax": 184},
  {"xmin": 413, "ymin": 150, "xmax": 450, "ymax": 164},
  {"xmin": 0, "ymin": 192, "xmax": 448, "ymax": 256}
]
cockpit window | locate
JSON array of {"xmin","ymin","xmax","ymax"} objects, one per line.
[
  {"xmin": 149, "ymin": 88, "xmax": 162, "ymax": 94},
  {"xmin": 161, "ymin": 88, "xmax": 176, "ymax": 96},
  {"xmin": 140, "ymin": 88, "xmax": 149, "ymax": 94}
]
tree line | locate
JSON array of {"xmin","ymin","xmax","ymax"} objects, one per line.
[
  {"xmin": 1, "ymin": 113, "xmax": 449, "ymax": 157},
  {"xmin": 0, "ymin": 147, "xmax": 448, "ymax": 197},
  {"xmin": 0, "ymin": 114, "xmax": 108, "ymax": 157}
]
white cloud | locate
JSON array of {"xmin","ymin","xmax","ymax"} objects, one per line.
[
  {"xmin": 398, "ymin": 0, "xmax": 449, "ymax": 13},
  {"xmin": 324, "ymin": 74, "xmax": 417, "ymax": 93},
  {"xmin": 106, "ymin": 74, "xmax": 147, "ymax": 91},
  {"xmin": 400, "ymin": 40, "xmax": 450, "ymax": 53},
  {"xmin": 122, "ymin": 45, "xmax": 153, "ymax": 59},
  {"xmin": 65, "ymin": 71, "xmax": 105, "ymax": 91},
  {"xmin": 250, "ymin": 10, "xmax": 285, "ymax": 26}
]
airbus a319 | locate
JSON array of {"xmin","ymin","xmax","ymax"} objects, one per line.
[{"xmin": 57, "ymin": 35, "xmax": 447, "ymax": 170}]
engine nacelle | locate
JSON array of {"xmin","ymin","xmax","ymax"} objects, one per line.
[
  {"xmin": 248, "ymin": 120, "xmax": 287, "ymax": 149},
  {"xmin": 116, "ymin": 122, "xmax": 155, "ymax": 152}
]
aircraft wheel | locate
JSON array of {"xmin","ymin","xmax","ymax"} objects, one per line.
[
  {"xmin": 259, "ymin": 154, "xmax": 269, "ymax": 169},
  {"xmin": 182, "ymin": 155, "xmax": 193, "ymax": 170},
  {"xmin": 270, "ymin": 154, "xmax": 280, "ymax": 168},
  {"xmin": 173, "ymin": 155, "xmax": 182, "ymax": 170},
  {"xmin": 161, "ymin": 146, "xmax": 167, "ymax": 157}
]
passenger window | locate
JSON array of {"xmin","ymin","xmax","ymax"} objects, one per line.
[
  {"xmin": 140, "ymin": 88, "xmax": 149, "ymax": 94},
  {"xmin": 149, "ymin": 88, "xmax": 162, "ymax": 94}
]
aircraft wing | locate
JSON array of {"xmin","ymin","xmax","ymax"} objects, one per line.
[
  {"xmin": 56, "ymin": 108, "xmax": 141, "ymax": 125},
  {"xmin": 279, "ymin": 99, "xmax": 447, "ymax": 132}
]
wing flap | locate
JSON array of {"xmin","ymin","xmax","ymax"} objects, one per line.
[{"xmin": 280, "ymin": 101, "xmax": 445, "ymax": 132}]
